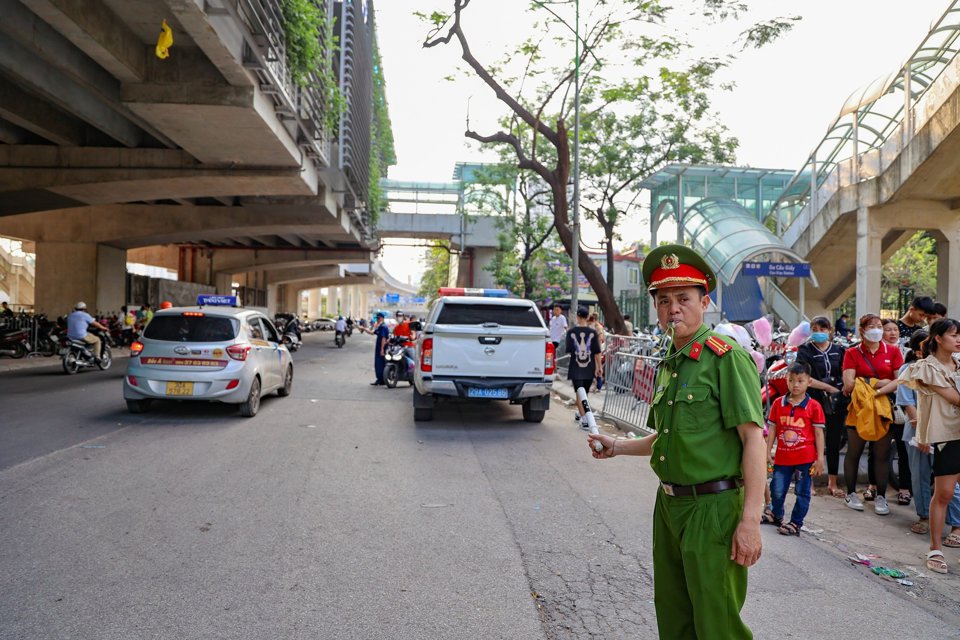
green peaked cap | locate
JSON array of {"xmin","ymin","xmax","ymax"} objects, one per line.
[{"xmin": 642, "ymin": 244, "xmax": 717, "ymax": 294}]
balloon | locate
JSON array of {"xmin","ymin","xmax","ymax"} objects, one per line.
[
  {"xmin": 751, "ymin": 317, "xmax": 772, "ymax": 347},
  {"xmin": 787, "ymin": 321, "xmax": 811, "ymax": 347},
  {"xmin": 749, "ymin": 349, "xmax": 765, "ymax": 374}
]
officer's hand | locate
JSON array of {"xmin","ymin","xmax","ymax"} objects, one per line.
[
  {"xmin": 587, "ymin": 434, "xmax": 615, "ymax": 459},
  {"xmin": 730, "ymin": 521, "xmax": 762, "ymax": 567}
]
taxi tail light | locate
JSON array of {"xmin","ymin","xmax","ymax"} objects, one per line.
[
  {"xmin": 226, "ymin": 344, "xmax": 251, "ymax": 361},
  {"xmin": 130, "ymin": 341, "xmax": 144, "ymax": 356},
  {"xmin": 545, "ymin": 341, "xmax": 556, "ymax": 376},
  {"xmin": 127, "ymin": 375, "xmax": 138, "ymax": 387},
  {"xmin": 225, "ymin": 379, "xmax": 240, "ymax": 390},
  {"xmin": 420, "ymin": 338, "xmax": 433, "ymax": 372},
  {"xmin": 182, "ymin": 311, "xmax": 205, "ymax": 317}
]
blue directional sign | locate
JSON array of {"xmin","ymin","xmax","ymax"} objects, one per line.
[
  {"xmin": 741, "ymin": 262, "xmax": 811, "ymax": 278},
  {"xmin": 385, "ymin": 293, "xmax": 400, "ymax": 304},
  {"xmin": 197, "ymin": 294, "xmax": 238, "ymax": 306}
]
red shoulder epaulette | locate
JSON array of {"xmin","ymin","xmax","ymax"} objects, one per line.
[
  {"xmin": 688, "ymin": 341, "xmax": 703, "ymax": 361},
  {"xmin": 705, "ymin": 335, "xmax": 733, "ymax": 357}
]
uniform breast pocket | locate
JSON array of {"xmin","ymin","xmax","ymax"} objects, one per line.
[{"xmin": 674, "ymin": 385, "xmax": 713, "ymax": 431}]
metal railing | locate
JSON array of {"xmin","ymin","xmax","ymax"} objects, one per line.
[{"xmin": 598, "ymin": 333, "xmax": 663, "ymax": 435}]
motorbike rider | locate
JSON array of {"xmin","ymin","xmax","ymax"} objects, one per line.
[
  {"xmin": 67, "ymin": 302, "xmax": 108, "ymax": 362},
  {"xmin": 335, "ymin": 315, "xmax": 347, "ymax": 341},
  {"xmin": 392, "ymin": 312, "xmax": 417, "ymax": 367}
]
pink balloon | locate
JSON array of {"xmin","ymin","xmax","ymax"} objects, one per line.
[
  {"xmin": 752, "ymin": 317, "xmax": 772, "ymax": 347},
  {"xmin": 750, "ymin": 349, "xmax": 765, "ymax": 374}
]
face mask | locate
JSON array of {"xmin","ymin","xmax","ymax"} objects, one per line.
[
  {"xmin": 863, "ymin": 328, "xmax": 884, "ymax": 342},
  {"xmin": 811, "ymin": 332, "xmax": 829, "ymax": 343}
]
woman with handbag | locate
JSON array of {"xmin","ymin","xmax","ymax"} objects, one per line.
[
  {"xmin": 796, "ymin": 316, "xmax": 848, "ymax": 498},
  {"xmin": 841, "ymin": 314, "xmax": 904, "ymax": 515},
  {"xmin": 897, "ymin": 318, "xmax": 960, "ymax": 574}
]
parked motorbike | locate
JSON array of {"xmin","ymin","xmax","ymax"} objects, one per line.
[
  {"xmin": 32, "ymin": 314, "xmax": 61, "ymax": 357},
  {"xmin": 282, "ymin": 329, "xmax": 301, "ymax": 352},
  {"xmin": 383, "ymin": 335, "xmax": 415, "ymax": 388},
  {"xmin": 61, "ymin": 328, "xmax": 113, "ymax": 374},
  {"xmin": 0, "ymin": 325, "xmax": 29, "ymax": 358}
]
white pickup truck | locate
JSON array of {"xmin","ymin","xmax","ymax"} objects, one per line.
[{"xmin": 411, "ymin": 289, "xmax": 555, "ymax": 422}]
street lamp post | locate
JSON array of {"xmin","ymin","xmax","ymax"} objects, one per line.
[{"xmin": 531, "ymin": 0, "xmax": 581, "ymax": 322}]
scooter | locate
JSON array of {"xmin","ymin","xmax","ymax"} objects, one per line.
[
  {"xmin": 383, "ymin": 335, "xmax": 415, "ymax": 388},
  {"xmin": 334, "ymin": 330, "xmax": 345, "ymax": 348},
  {"xmin": 61, "ymin": 328, "xmax": 112, "ymax": 374},
  {"xmin": 282, "ymin": 328, "xmax": 301, "ymax": 352},
  {"xmin": 0, "ymin": 324, "xmax": 31, "ymax": 359}
]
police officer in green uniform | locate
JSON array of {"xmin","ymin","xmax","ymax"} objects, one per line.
[{"xmin": 587, "ymin": 244, "xmax": 766, "ymax": 640}]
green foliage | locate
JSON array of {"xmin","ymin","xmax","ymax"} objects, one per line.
[
  {"xmin": 368, "ymin": 39, "xmax": 396, "ymax": 227},
  {"xmin": 881, "ymin": 231, "xmax": 938, "ymax": 311},
  {"xmin": 418, "ymin": 241, "xmax": 452, "ymax": 303},
  {"xmin": 281, "ymin": 0, "xmax": 345, "ymax": 133}
]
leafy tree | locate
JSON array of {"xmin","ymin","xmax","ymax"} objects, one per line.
[
  {"xmin": 420, "ymin": 0, "xmax": 798, "ymax": 333},
  {"xmin": 881, "ymin": 231, "xmax": 937, "ymax": 311},
  {"xmin": 418, "ymin": 241, "xmax": 453, "ymax": 303},
  {"xmin": 368, "ymin": 39, "xmax": 397, "ymax": 228}
]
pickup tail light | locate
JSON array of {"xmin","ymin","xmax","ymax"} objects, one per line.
[
  {"xmin": 226, "ymin": 344, "xmax": 251, "ymax": 361},
  {"xmin": 545, "ymin": 341, "xmax": 556, "ymax": 376},
  {"xmin": 130, "ymin": 341, "xmax": 144, "ymax": 356},
  {"xmin": 420, "ymin": 338, "xmax": 433, "ymax": 372}
]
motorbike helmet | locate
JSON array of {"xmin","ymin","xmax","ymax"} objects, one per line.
[
  {"xmin": 159, "ymin": 301, "xmax": 173, "ymax": 309},
  {"xmin": 75, "ymin": 301, "xmax": 87, "ymax": 310}
]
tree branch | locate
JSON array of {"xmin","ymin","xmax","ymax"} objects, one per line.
[{"xmin": 465, "ymin": 129, "xmax": 551, "ymax": 183}]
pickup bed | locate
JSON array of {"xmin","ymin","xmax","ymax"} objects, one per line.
[{"xmin": 412, "ymin": 295, "xmax": 555, "ymax": 422}]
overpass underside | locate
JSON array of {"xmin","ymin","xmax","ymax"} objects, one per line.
[{"xmin": 0, "ymin": 0, "xmax": 380, "ymax": 314}]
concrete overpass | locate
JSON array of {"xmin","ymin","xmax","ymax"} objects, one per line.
[
  {"xmin": 767, "ymin": 1, "xmax": 960, "ymax": 321},
  {"xmin": 0, "ymin": 0, "xmax": 390, "ymax": 315}
]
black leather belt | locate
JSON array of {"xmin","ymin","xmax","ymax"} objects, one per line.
[{"xmin": 661, "ymin": 478, "xmax": 743, "ymax": 497}]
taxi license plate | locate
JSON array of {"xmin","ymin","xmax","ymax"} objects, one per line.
[
  {"xmin": 165, "ymin": 381, "xmax": 194, "ymax": 396},
  {"xmin": 467, "ymin": 387, "xmax": 508, "ymax": 399}
]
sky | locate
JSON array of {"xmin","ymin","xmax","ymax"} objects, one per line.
[{"xmin": 372, "ymin": 0, "xmax": 952, "ymax": 286}]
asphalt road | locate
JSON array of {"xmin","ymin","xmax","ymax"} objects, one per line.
[{"xmin": 1, "ymin": 333, "xmax": 957, "ymax": 639}]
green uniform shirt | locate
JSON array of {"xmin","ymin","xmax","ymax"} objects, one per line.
[{"xmin": 649, "ymin": 325, "xmax": 763, "ymax": 485}]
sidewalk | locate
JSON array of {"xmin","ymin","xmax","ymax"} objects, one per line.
[
  {"xmin": 0, "ymin": 350, "xmax": 131, "ymax": 373},
  {"xmin": 550, "ymin": 377, "xmax": 960, "ymax": 624}
]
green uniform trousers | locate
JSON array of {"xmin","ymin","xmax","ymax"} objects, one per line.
[{"xmin": 652, "ymin": 487, "xmax": 751, "ymax": 640}]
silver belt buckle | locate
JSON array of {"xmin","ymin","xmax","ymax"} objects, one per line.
[{"xmin": 661, "ymin": 483, "xmax": 675, "ymax": 497}]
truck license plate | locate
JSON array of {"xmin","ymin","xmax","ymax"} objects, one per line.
[
  {"xmin": 165, "ymin": 381, "xmax": 194, "ymax": 396},
  {"xmin": 467, "ymin": 387, "xmax": 508, "ymax": 399}
]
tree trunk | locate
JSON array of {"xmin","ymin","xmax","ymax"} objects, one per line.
[
  {"xmin": 605, "ymin": 232, "xmax": 615, "ymax": 294},
  {"xmin": 548, "ymin": 127, "xmax": 625, "ymax": 335}
]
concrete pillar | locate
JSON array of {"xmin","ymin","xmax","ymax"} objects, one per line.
[
  {"xmin": 34, "ymin": 242, "xmax": 126, "ymax": 315},
  {"xmin": 307, "ymin": 289, "xmax": 320, "ymax": 318},
  {"xmin": 938, "ymin": 227, "xmax": 960, "ymax": 318},
  {"xmin": 267, "ymin": 284, "xmax": 280, "ymax": 316},
  {"xmin": 327, "ymin": 286, "xmax": 339, "ymax": 317},
  {"xmin": 215, "ymin": 272, "xmax": 233, "ymax": 295},
  {"xmin": 855, "ymin": 206, "xmax": 883, "ymax": 322},
  {"xmin": 279, "ymin": 284, "xmax": 299, "ymax": 314}
]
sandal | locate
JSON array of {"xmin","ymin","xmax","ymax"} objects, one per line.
[
  {"xmin": 911, "ymin": 520, "xmax": 930, "ymax": 535},
  {"xmin": 897, "ymin": 491, "xmax": 912, "ymax": 506},
  {"xmin": 926, "ymin": 550, "xmax": 948, "ymax": 574},
  {"xmin": 863, "ymin": 488, "xmax": 876, "ymax": 502},
  {"xmin": 944, "ymin": 532, "xmax": 960, "ymax": 548},
  {"xmin": 778, "ymin": 522, "xmax": 801, "ymax": 536},
  {"xmin": 829, "ymin": 487, "xmax": 846, "ymax": 499},
  {"xmin": 760, "ymin": 509, "xmax": 781, "ymax": 526}
]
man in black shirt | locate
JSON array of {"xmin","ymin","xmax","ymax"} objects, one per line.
[
  {"xmin": 566, "ymin": 307, "xmax": 602, "ymax": 429},
  {"xmin": 897, "ymin": 296, "xmax": 935, "ymax": 341}
]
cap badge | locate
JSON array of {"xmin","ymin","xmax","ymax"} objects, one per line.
[{"xmin": 661, "ymin": 253, "xmax": 680, "ymax": 270}]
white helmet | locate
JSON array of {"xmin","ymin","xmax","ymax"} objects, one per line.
[{"xmin": 75, "ymin": 301, "xmax": 87, "ymax": 310}]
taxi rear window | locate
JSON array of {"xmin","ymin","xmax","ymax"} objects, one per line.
[
  {"xmin": 436, "ymin": 303, "xmax": 543, "ymax": 327},
  {"xmin": 143, "ymin": 316, "xmax": 238, "ymax": 342}
]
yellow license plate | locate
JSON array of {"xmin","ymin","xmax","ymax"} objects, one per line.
[{"xmin": 165, "ymin": 381, "xmax": 194, "ymax": 396}]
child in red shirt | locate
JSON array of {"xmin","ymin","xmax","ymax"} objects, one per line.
[{"xmin": 765, "ymin": 362, "xmax": 826, "ymax": 536}]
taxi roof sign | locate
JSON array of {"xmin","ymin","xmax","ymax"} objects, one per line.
[{"xmin": 197, "ymin": 294, "xmax": 239, "ymax": 307}]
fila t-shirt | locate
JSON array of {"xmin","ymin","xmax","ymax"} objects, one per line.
[{"xmin": 766, "ymin": 394, "xmax": 825, "ymax": 466}]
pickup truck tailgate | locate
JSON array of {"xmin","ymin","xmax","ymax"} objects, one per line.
[{"xmin": 431, "ymin": 325, "xmax": 547, "ymax": 378}]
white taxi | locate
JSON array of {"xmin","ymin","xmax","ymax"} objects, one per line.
[{"xmin": 123, "ymin": 295, "xmax": 293, "ymax": 417}]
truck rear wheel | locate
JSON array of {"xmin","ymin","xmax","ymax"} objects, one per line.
[{"xmin": 522, "ymin": 400, "xmax": 545, "ymax": 423}]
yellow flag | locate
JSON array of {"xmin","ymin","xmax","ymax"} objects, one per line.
[{"xmin": 155, "ymin": 19, "xmax": 173, "ymax": 59}]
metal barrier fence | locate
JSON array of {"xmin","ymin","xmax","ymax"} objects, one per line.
[{"xmin": 599, "ymin": 334, "xmax": 664, "ymax": 435}]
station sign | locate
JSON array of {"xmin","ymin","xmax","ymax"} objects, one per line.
[
  {"xmin": 197, "ymin": 294, "xmax": 239, "ymax": 306},
  {"xmin": 741, "ymin": 262, "xmax": 811, "ymax": 278}
]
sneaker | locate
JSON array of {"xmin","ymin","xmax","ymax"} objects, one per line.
[
  {"xmin": 574, "ymin": 413, "xmax": 581, "ymax": 424},
  {"xmin": 874, "ymin": 495, "xmax": 890, "ymax": 515},
  {"xmin": 845, "ymin": 492, "xmax": 864, "ymax": 511}
]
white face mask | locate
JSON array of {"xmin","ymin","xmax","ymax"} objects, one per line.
[{"xmin": 863, "ymin": 328, "xmax": 884, "ymax": 342}]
